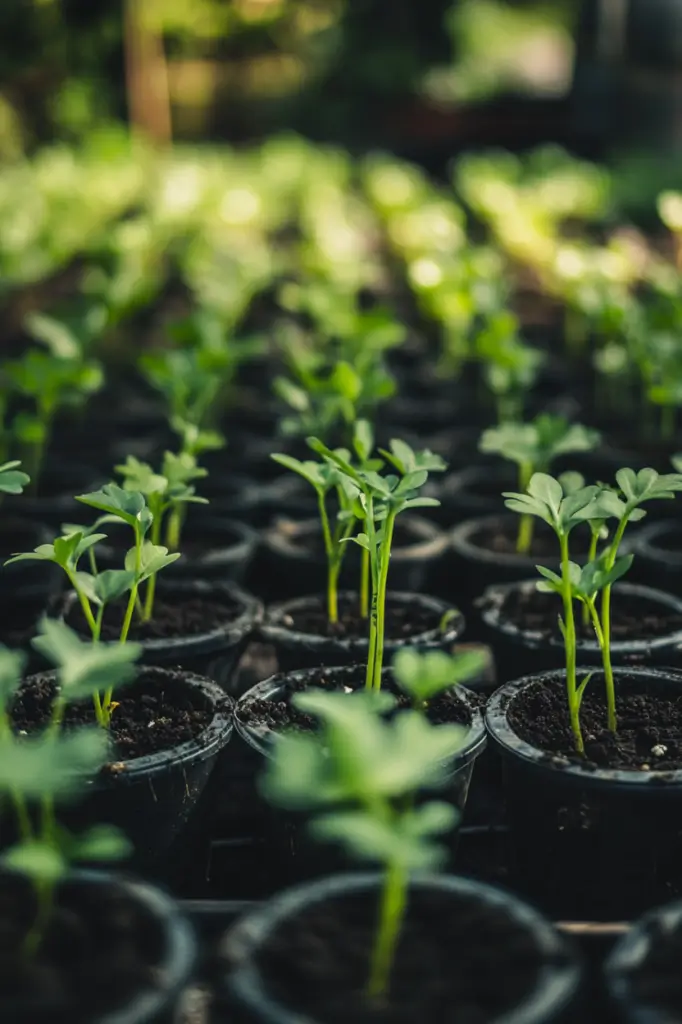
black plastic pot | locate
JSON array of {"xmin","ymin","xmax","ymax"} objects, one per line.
[
  {"xmin": 259, "ymin": 590, "xmax": 466, "ymax": 673},
  {"xmin": 430, "ymin": 465, "xmax": 514, "ymax": 526},
  {"xmin": 234, "ymin": 663, "xmax": 486, "ymax": 878},
  {"xmin": 222, "ymin": 873, "xmax": 582, "ymax": 1024},
  {"xmin": 629, "ymin": 518, "xmax": 682, "ymax": 595},
  {"xmin": 98, "ymin": 516, "xmax": 259, "ymax": 587},
  {"xmin": 58, "ymin": 580, "xmax": 263, "ymax": 693},
  {"xmin": 449, "ymin": 514, "xmax": 594, "ymax": 629},
  {"xmin": 486, "ymin": 668, "xmax": 682, "ymax": 921},
  {"xmin": 479, "ymin": 580, "xmax": 682, "ymax": 685},
  {"xmin": 605, "ymin": 898, "xmax": 682, "ymax": 1023},
  {"xmin": 0, "ymin": 869, "xmax": 196, "ymax": 1024},
  {"xmin": 40, "ymin": 666, "xmax": 235, "ymax": 870},
  {"xmin": 254, "ymin": 515, "xmax": 450, "ymax": 604},
  {"xmin": 10, "ymin": 460, "xmax": 104, "ymax": 528}
]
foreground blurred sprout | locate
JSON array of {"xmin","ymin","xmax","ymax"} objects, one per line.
[{"xmin": 261, "ymin": 688, "xmax": 466, "ymax": 999}]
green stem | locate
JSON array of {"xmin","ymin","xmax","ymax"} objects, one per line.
[
  {"xmin": 66, "ymin": 572, "xmax": 98, "ymax": 639},
  {"xmin": 364, "ymin": 496, "xmax": 378, "ymax": 691},
  {"xmin": 371, "ymin": 511, "xmax": 396, "ymax": 691},
  {"xmin": 560, "ymin": 533, "xmax": 583, "ymax": 754},
  {"xmin": 360, "ymin": 546, "xmax": 370, "ymax": 619},
  {"xmin": 367, "ymin": 861, "xmax": 408, "ymax": 1000},
  {"xmin": 165, "ymin": 506, "xmax": 182, "ymax": 552},
  {"xmin": 22, "ymin": 878, "xmax": 54, "ymax": 959},
  {"xmin": 582, "ymin": 528, "xmax": 600, "ymax": 627},
  {"xmin": 516, "ymin": 514, "xmax": 534, "ymax": 555},
  {"xmin": 318, "ymin": 493, "xmax": 337, "ymax": 624},
  {"xmin": 142, "ymin": 514, "xmax": 162, "ymax": 623},
  {"xmin": 600, "ymin": 517, "xmax": 629, "ymax": 733},
  {"xmin": 120, "ymin": 528, "xmax": 142, "ymax": 643}
]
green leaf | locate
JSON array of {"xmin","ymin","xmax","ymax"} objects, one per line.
[
  {"xmin": 31, "ymin": 618, "xmax": 141, "ymax": 699},
  {"xmin": 3, "ymin": 841, "xmax": 67, "ymax": 883},
  {"xmin": 353, "ymin": 419, "xmax": 374, "ymax": 463},
  {"xmin": 94, "ymin": 570, "xmax": 137, "ymax": 605},
  {"xmin": 124, "ymin": 541, "xmax": 180, "ymax": 583},
  {"xmin": 24, "ymin": 311, "xmax": 81, "ymax": 359},
  {"xmin": 528, "ymin": 473, "xmax": 563, "ymax": 514},
  {"xmin": 392, "ymin": 648, "xmax": 487, "ymax": 705},
  {"xmin": 343, "ymin": 532, "xmax": 371, "ymax": 552},
  {"xmin": 76, "ymin": 484, "xmax": 151, "ymax": 533},
  {"xmin": 0, "ymin": 647, "xmax": 25, "ymax": 714},
  {"xmin": 70, "ymin": 824, "xmax": 133, "ymax": 863},
  {"xmin": 0, "ymin": 461, "xmax": 30, "ymax": 495},
  {"xmin": 402, "ymin": 497, "xmax": 441, "ymax": 510},
  {"xmin": 270, "ymin": 454, "xmax": 327, "ymax": 492},
  {"xmin": 0, "ymin": 728, "xmax": 108, "ymax": 799}
]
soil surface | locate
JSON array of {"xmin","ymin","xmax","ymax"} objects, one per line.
[
  {"xmin": 0, "ymin": 876, "xmax": 164, "ymax": 1023},
  {"xmin": 238, "ymin": 666, "xmax": 471, "ymax": 732},
  {"xmin": 100, "ymin": 522, "xmax": 248, "ymax": 563},
  {"xmin": 10, "ymin": 667, "xmax": 214, "ymax": 760},
  {"xmin": 508, "ymin": 676, "xmax": 682, "ymax": 770},
  {"xmin": 278, "ymin": 595, "xmax": 444, "ymax": 640},
  {"xmin": 65, "ymin": 593, "xmax": 243, "ymax": 642},
  {"xmin": 472, "ymin": 521, "xmax": 589, "ymax": 558},
  {"xmin": 276, "ymin": 520, "xmax": 432, "ymax": 556},
  {"xmin": 249, "ymin": 887, "xmax": 544, "ymax": 1024},
  {"xmin": 627, "ymin": 924, "xmax": 682, "ymax": 1019},
  {"xmin": 493, "ymin": 587, "xmax": 682, "ymax": 643}
]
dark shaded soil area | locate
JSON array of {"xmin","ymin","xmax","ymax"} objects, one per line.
[
  {"xmin": 495, "ymin": 587, "xmax": 682, "ymax": 642},
  {"xmin": 10, "ymin": 667, "xmax": 213, "ymax": 760},
  {"xmin": 508, "ymin": 676, "xmax": 682, "ymax": 770},
  {"xmin": 65, "ymin": 594, "xmax": 242, "ymax": 642},
  {"xmin": 0, "ymin": 876, "xmax": 164, "ymax": 1023},
  {"xmin": 472, "ymin": 521, "xmax": 589, "ymax": 558},
  {"xmin": 249, "ymin": 887, "xmax": 545, "ymax": 1024},
  {"xmin": 280, "ymin": 595, "xmax": 443, "ymax": 640}
]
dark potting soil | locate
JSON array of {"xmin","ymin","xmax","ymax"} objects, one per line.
[
  {"xmin": 64, "ymin": 593, "xmax": 242, "ymax": 642},
  {"xmin": 281, "ymin": 595, "xmax": 441, "ymax": 640},
  {"xmin": 495, "ymin": 587, "xmax": 682, "ymax": 643},
  {"xmin": 10, "ymin": 667, "xmax": 214, "ymax": 760},
  {"xmin": 627, "ymin": 923, "xmax": 682, "ymax": 1019},
  {"xmin": 249, "ymin": 888, "xmax": 543, "ymax": 1024},
  {"xmin": 0, "ymin": 876, "xmax": 164, "ymax": 1023},
  {"xmin": 508, "ymin": 677, "xmax": 682, "ymax": 771},
  {"xmin": 238, "ymin": 667, "xmax": 471, "ymax": 733},
  {"xmin": 473, "ymin": 521, "xmax": 588, "ymax": 559}
]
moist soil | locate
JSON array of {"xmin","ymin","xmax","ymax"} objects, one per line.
[
  {"xmin": 64, "ymin": 592, "xmax": 242, "ymax": 642},
  {"xmin": 473, "ymin": 520, "xmax": 589, "ymax": 558},
  {"xmin": 508, "ymin": 677, "xmax": 682, "ymax": 770},
  {"xmin": 247, "ymin": 887, "xmax": 543, "ymax": 1024},
  {"xmin": 494, "ymin": 587, "xmax": 682, "ymax": 642},
  {"xmin": 238, "ymin": 666, "xmax": 471, "ymax": 732},
  {"xmin": 627, "ymin": 925, "xmax": 682, "ymax": 1019},
  {"xmin": 0, "ymin": 876, "xmax": 164, "ymax": 1023},
  {"xmin": 280, "ymin": 595, "xmax": 442, "ymax": 640},
  {"xmin": 10, "ymin": 667, "xmax": 213, "ymax": 760}
]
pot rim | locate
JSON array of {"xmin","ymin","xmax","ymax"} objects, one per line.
[
  {"xmin": 22, "ymin": 665, "xmax": 234, "ymax": 781},
  {"xmin": 260, "ymin": 590, "xmax": 465, "ymax": 651},
  {"xmin": 234, "ymin": 662, "xmax": 487, "ymax": 764},
  {"xmin": 223, "ymin": 871, "xmax": 582, "ymax": 1024},
  {"xmin": 0, "ymin": 868, "xmax": 196, "ymax": 1024},
  {"xmin": 478, "ymin": 578, "xmax": 682, "ymax": 654},
  {"xmin": 450, "ymin": 513, "xmax": 563, "ymax": 569},
  {"xmin": 605, "ymin": 897, "xmax": 682, "ymax": 1021},
  {"xmin": 264, "ymin": 515, "xmax": 450, "ymax": 563},
  {"xmin": 632, "ymin": 517, "xmax": 682, "ymax": 569},
  {"xmin": 97, "ymin": 516, "xmax": 258, "ymax": 569},
  {"xmin": 485, "ymin": 667, "xmax": 682, "ymax": 788}
]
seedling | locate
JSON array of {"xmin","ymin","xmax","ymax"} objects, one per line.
[
  {"xmin": 392, "ymin": 647, "xmax": 488, "ymax": 711},
  {"xmin": 261, "ymin": 689, "xmax": 466, "ymax": 999},
  {"xmin": 309, "ymin": 438, "xmax": 446, "ymax": 691},
  {"xmin": 0, "ymin": 460, "xmax": 30, "ymax": 498},
  {"xmin": 505, "ymin": 469, "xmax": 682, "ymax": 751},
  {"xmin": 0, "ymin": 637, "xmax": 132, "ymax": 956},
  {"xmin": 474, "ymin": 311, "xmax": 544, "ymax": 423},
  {"xmin": 480, "ymin": 415, "xmax": 600, "ymax": 553}
]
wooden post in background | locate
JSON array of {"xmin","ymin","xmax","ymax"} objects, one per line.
[{"xmin": 123, "ymin": 0, "xmax": 172, "ymax": 145}]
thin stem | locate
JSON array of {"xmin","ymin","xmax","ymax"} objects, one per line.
[
  {"xmin": 66, "ymin": 571, "xmax": 98, "ymax": 638},
  {"xmin": 367, "ymin": 860, "xmax": 408, "ymax": 999},
  {"xmin": 120, "ymin": 528, "xmax": 142, "ymax": 642},
  {"xmin": 22, "ymin": 878, "xmax": 54, "ymax": 960},
  {"xmin": 318, "ymin": 493, "xmax": 337, "ymax": 624},
  {"xmin": 165, "ymin": 506, "xmax": 182, "ymax": 552},
  {"xmin": 371, "ymin": 511, "xmax": 396, "ymax": 691},
  {"xmin": 582, "ymin": 528, "xmax": 600, "ymax": 627},
  {"xmin": 600, "ymin": 516, "xmax": 629, "ymax": 733},
  {"xmin": 360, "ymin": 546, "xmax": 370, "ymax": 619},
  {"xmin": 364, "ymin": 495, "xmax": 378, "ymax": 691},
  {"xmin": 560, "ymin": 532, "xmax": 583, "ymax": 754}
]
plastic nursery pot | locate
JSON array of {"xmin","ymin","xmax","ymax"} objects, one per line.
[
  {"xmin": 429, "ymin": 464, "xmax": 515, "ymax": 527},
  {"xmin": 0, "ymin": 516, "xmax": 61, "ymax": 603},
  {"xmin": 486, "ymin": 668, "xmax": 682, "ymax": 922},
  {"xmin": 29, "ymin": 666, "xmax": 234, "ymax": 871},
  {"xmin": 479, "ymin": 580, "xmax": 682, "ymax": 686},
  {"xmin": 234, "ymin": 663, "xmax": 486, "ymax": 881},
  {"xmin": 449, "ymin": 514, "xmax": 592, "ymax": 630},
  {"xmin": 221, "ymin": 872, "xmax": 582, "ymax": 1024},
  {"xmin": 0, "ymin": 869, "xmax": 196, "ymax": 1024},
  {"xmin": 60, "ymin": 579, "xmax": 263, "ymax": 694},
  {"xmin": 98, "ymin": 516, "xmax": 259, "ymax": 587},
  {"xmin": 9, "ymin": 459, "xmax": 104, "ymax": 528},
  {"xmin": 259, "ymin": 590, "xmax": 465, "ymax": 674},
  {"xmin": 255, "ymin": 515, "xmax": 450, "ymax": 604},
  {"xmin": 629, "ymin": 518, "xmax": 682, "ymax": 596},
  {"xmin": 605, "ymin": 898, "xmax": 682, "ymax": 1023}
]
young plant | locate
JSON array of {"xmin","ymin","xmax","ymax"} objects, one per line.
[
  {"xmin": 0, "ymin": 460, "xmax": 30, "ymax": 500},
  {"xmin": 0, "ymin": 639, "xmax": 132, "ymax": 956},
  {"xmin": 309, "ymin": 438, "xmax": 446, "ymax": 691},
  {"xmin": 392, "ymin": 647, "xmax": 488, "ymax": 711},
  {"xmin": 474, "ymin": 311, "xmax": 545, "ymax": 423},
  {"xmin": 261, "ymin": 689, "xmax": 466, "ymax": 999},
  {"xmin": 480, "ymin": 415, "xmax": 600, "ymax": 553}
]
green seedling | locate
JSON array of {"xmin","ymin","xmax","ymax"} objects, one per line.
[
  {"xmin": 261, "ymin": 688, "xmax": 466, "ymax": 999},
  {"xmin": 480, "ymin": 415, "xmax": 600, "ymax": 553},
  {"xmin": 309, "ymin": 437, "xmax": 446, "ymax": 691},
  {"xmin": 0, "ymin": 460, "xmax": 30, "ymax": 497},
  {"xmin": 474, "ymin": 311, "xmax": 545, "ymax": 423},
  {"xmin": 392, "ymin": 647, "xmax": 488, "ymax": 711},
  {"xmin": 6, "ymin": 344, "xmax": 103, "ymax": 493},
  {"xmin": 0, "ymin": 641, "xmax": 131, "ymax": 956}
]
